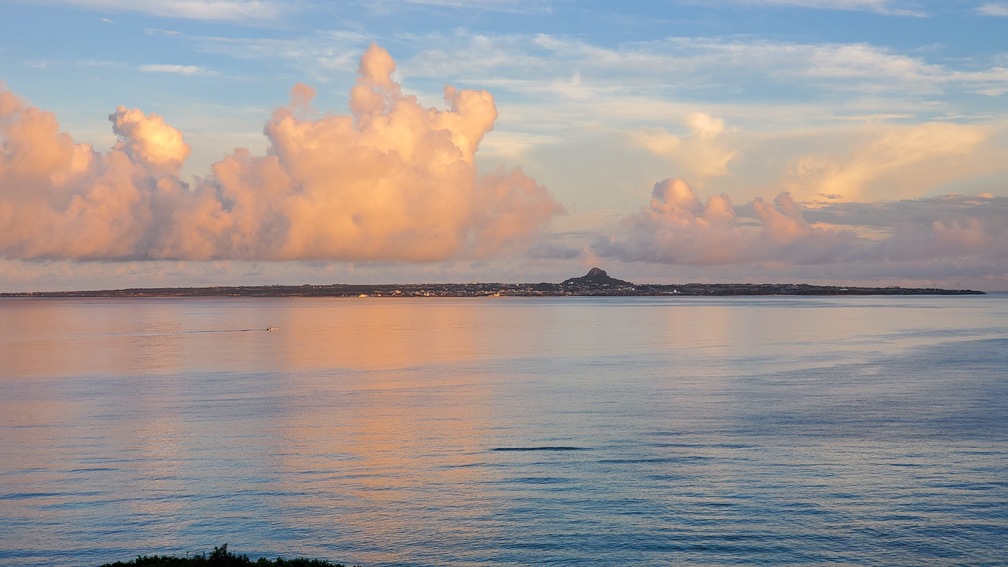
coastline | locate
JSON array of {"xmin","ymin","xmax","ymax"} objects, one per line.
[{"xmin": 0, "ymin": 281, "xmax": 985, "ymax": 298}]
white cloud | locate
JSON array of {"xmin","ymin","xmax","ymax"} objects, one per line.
[
  {"xmin": 180, "ymin": 28, "xmax": 1008, "ymax": 132},
  {"xmin": 393, "ymin": 0, "xmax": 551, "ymax": 12},
  {"xmin": 393, "ymin": 32, "xmax": 1008, "ymax": 117},
  {"xmin": 23, "ymin": 60, "xmax": 54, "ymax": 69},
  {"xmin": 25, "ymin": 0, "xmax": 287, "ymax": 23},
  {"xmin": 732, "ymin": 0, "xmax": 927, "ymax": 16},
  {"xmin": 976, "ymin": 3, "xmax": 1008, "ymax": 16},
  {"xmin": 138, "ymin": 64, "xmax": 217, "ymax": 76},
  {"xmin": 145, "ymin": 28, "xmax": 181, "ymax": 36},
  {"xmin": 194, "ymin": 31, "xmax": 371, "ymax": 81}
]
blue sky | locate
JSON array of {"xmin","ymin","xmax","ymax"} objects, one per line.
[{"xmin": 1, "ymin": 0, "xmax": 1007, "ymax": 290}]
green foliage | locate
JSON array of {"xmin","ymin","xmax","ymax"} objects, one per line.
[{"xmin": 99, "ymin": 544, "xmax": 352, "ymax": 567}]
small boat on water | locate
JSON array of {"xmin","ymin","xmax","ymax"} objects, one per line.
[{"xmin": 265, "ymin": 326, "xmax": 278, "ymax": 331}]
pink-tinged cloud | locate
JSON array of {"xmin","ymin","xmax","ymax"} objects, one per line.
[
  {"xmin": 632, "ymin": 112, "xmax": 737, "ymax": 180},
  {"xmin": 593, "ymin": 178, "xmax": 855, "ymax": 265},
  {"xmin": 592, "ymin": 179, "xmax": 1008, "ymax": 278},
  {"xmin": 0, "ymin": 44, "xmax": 564, "ymax": 262},
  {"xmin": 109, "ymin": 106, "xmax": 190, "ymax": 174},
  {"xmin": 810, "ymin": 195, "xmax": 1008, "ymax": 265},
  {"xmin": 781, "ymin": 122, "xmax": 991, "ymax": 202},
  {"xmin": 0, "ymin": 90, "xmax": 183, "ymax": 259}
]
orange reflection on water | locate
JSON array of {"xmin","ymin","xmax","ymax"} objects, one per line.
[
  {"xmin": 268, "ymin": 298, "xmax": 494, "ymax": 371},
  {"xmin": 1, "ymin": 299, "xmax": 199, "ymax": 378},
  {"xmin": 258, "ymin": 301, "xmax": 500, "ymax": 558}
]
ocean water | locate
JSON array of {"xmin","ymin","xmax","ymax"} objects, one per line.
[{"xmin": 1, "ymin": 295, "xmax": 1006, "ymax": 566}]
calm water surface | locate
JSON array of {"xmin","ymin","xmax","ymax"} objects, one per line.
[{"xmin": 1, "ymin": 296, "xmax": 1006, "ymax": 565}]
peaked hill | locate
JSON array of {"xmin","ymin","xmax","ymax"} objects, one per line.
[{"xmin": 561, "ymin": 267, "xmax": 632, "ymax": 286}]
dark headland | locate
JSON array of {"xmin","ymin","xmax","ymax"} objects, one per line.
[{"xmin": 2, "ymin": 268, "xmax": 984, "ymax": 298}]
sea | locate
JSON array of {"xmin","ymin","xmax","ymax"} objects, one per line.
[{"xmin": 1, "ymin": 295, "xmax": 1006, "ymax": 566}]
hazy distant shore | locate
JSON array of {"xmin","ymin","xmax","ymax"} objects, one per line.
[{"xmin": 0, "ymin": 281, "xmax": 985, "ymax": 298}]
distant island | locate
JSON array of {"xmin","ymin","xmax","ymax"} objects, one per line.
[{"xmin": 1, "ymin": 268, "xmax": 984, "ymax": 298}]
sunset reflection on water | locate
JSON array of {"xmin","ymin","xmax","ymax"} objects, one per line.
[
  {"xmin": 1, "ymin": 296, "xmax": 1006, "ymax": 566},
  {"xmin": 262, "ymin": 300, "xmax": 505, "ymax": 556}
]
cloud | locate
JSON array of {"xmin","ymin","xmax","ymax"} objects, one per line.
[
  {"xmin": 633, "ymin": 112, "xmax": 738, "ymax": 180},
  {"xmin": 31, "ymin": 0, "xmax": 286, "ymax": 23},
  {"xmin": 594, "ymin": 179, "xmax": 1008, "ymax": 282},
  {"xmin": 0, "ymin": 90, "xmax": 173, "ymax": 259},
  {"xmin": 396, "ymin": 0, "xmax": 551, "ymax": 12},
  {"xmin": 109, "ymin": 106, "xmax": 191, "ymax": 174},
  {"xmin": 145, "ymin": 28, "xmax": 181, "ymax": 36},
  {"xmin": 124, "ymin": 26, "xmax": 1008, "ymax": 106},
  {"xmin": 780, "ymin": 122, "xmax": 993, "ymax": 202},
  {"xmin": 807, "ymin": 194, "xmax": 1008, "ymax": 264},
  {"xmin": 194, "ymin": 31, "xmax": 371, "ymax": 82},
  {"xmin": 0, "ymin": 44, "xmax": 564, "ymax": 262},
  {"xmin": 138, "ymin": 64, "xmax": 217, "ymax": 76},
  {"xmin": 594, "ymin": 178, "xmax": 855, "ymax": 266},
  {"xmin": 976, "ymin": 3, "xmax": 1008, "ymax": 16},
  {"xmin": 733, "ymin": 0, "xmax": 927, "ymax": 16},
  {"xmin": 186, "ymin": 29, "xmax": 1008, "ymax": 141}
]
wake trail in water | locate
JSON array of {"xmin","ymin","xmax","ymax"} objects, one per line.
[
  {"xmin": 183, "ymin": 327, "xmax": 279, "ymax": 334},
  {"xmin": 492, "ymin": 446, "xmax": 588, "ymax": 452}
]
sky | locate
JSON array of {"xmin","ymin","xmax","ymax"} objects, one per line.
[{"xmin": 1, "ymin": 0, "xmax": 1006, "ymax": 291}]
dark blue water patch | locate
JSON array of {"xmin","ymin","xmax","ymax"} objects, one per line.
[
  {"xmin": 927, "ymin": 481, "xmax": 1001, "ymax": 491},
  {"xmin": 647, "ymin": 473, "xmax": 687, "ymax": 482},
  {"xmin": 232, "ymin": 488, "xmax": 296, "ymax": 499},
  {"xmin": 597, "ymin": 456, "xmax": 711, "ymax": 464},
  {"xmin": 492, "ymin": 446, "xmax": 588, "ymax": 452},
  {"xmin": 851, "ymin": 525, "xmax": 984, "ymax": 560},
  {"xmin": 7, "ymin": 423, "xmax": 59, "ymax": 430},
  {"xmin": 778, "ymin": 501, "xmax": 828, "ymax": 516},
  {"xmin": 962, "ymin": 449, "xmax": 1002, "ymax": 456},
  {"xmin": 0, "ymin": 492, "xmax": 65, "ymax": 500},
  {"xmin": 36, "ymin": 490, "xmax": 112, "ymax": 502},
  {"xmin": 443, "ymin": 461, "xmax": 496, "ymax": 472},
  {"xmin": 508, "ymin": 476, "xmax": 569, "ymax": 485},
  {"xmin": 0, "ymin": 548, "xmax": 91, "ymax": 563},
  {"xmin": 501, "ymin": 533, "xmax": 799, "ymax": 558},
  {"xmin": 642, "ymin": 429, "xmax": 689, "ymax": 437},
  {"xmin": 650, "ymin": 441, "xmax": 754, "ymax": 449},
  {"xmin": 728, "ymin": 338, "xmax": 1008, "ymax": 443}
]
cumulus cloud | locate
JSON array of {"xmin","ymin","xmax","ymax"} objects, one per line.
[
  {"xmin": 633, "ymin": 112, "xmax": 738, "ymax": 180},
  {"xmin": 594, "ymin": 178, "xmax": 855, "ymax": 266},
  {"xmin": 0, "ymin": 44, "xmax": 564, "ymax": 262},
  {"xmin": 109, "ymin": 106, "xmax": 191, "ymax": 174},
  {"xmin": 0, "ymin": 90, "xmax": 175, "ymax": 259},
  {"xmin": 594, "ymin": 179, "xmax": 1008, "ymax": 280},
  {"xmin": 807, "ymin": 194, "xmax": 1008, "ymax": 264}
]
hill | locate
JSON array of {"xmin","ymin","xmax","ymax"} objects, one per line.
[{"xmin": 561, "ymin": 267, "xmax": 632, "ymax": 287}]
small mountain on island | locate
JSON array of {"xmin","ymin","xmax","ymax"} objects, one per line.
[{"xmin": 562, "ymin": 267, "xmax": 632, "ymax": 286}]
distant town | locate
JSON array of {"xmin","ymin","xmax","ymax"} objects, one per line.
[{"xmin": 1, "ymin": 268, "xmax": 984, "ymax": 298}]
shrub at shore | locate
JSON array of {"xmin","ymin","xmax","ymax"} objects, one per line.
[{"xmin": 100, "ymin": 544, "xmax": 353, "ymax": 567}]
